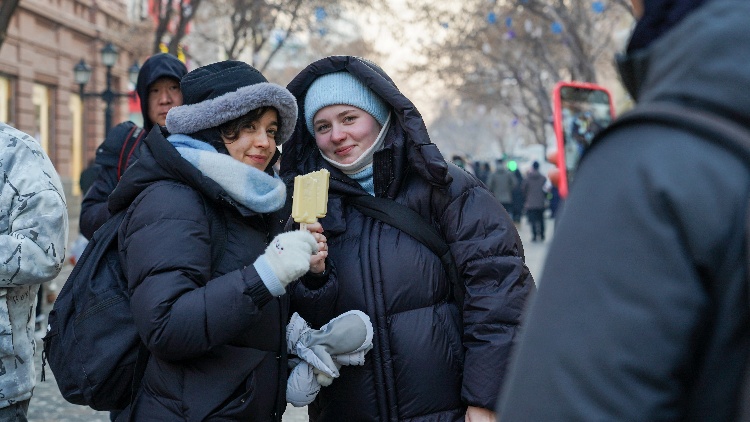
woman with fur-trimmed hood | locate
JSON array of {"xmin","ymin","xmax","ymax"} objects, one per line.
[
  {"xmin": 281, "ymin": 56, "xmax": 535, "ymax": 421},
  {"xmin": 108, "ymin": 60, "xmax": 333, "ymax": 421}
]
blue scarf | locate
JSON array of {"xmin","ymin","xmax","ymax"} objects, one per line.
[
  {"xmin": 348, "ymin": 165, "xmax": 374, "ymax": 196},
  {"xmin": 168, "ymin": 134, "xmax": 286, "ymax": 213}
]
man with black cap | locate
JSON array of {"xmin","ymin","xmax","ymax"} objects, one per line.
[
  {"xmin": 79, "ymin": 53, "xmax": 187, "ymax": 239},
  {"xmin": 498, "ymin": 0, "xmax": 750, "ymax": 420}
]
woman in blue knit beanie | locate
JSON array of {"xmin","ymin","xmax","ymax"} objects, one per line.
[
  {"xmin": 280, "ymin": 56, "xmax": 535, "ymax": 422},
  {"xmin": 302, "ymin": 70, "xmax": 391, "ymax": 195}
]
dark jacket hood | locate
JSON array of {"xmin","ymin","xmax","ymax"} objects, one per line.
[
  {"xmin": 280, "ymin": 56, "xmax": 452, "ymax": 192},
  {"xmin": 136, "ymin": 53, "xmax": 188, "ymax": 132},
  {"xmin": 618, "ymin": 0, "xmax": 750, "ymax": 119},
  {"xmin": 625, "ymin": 0, "xmax": 712, "ymax": 53}
]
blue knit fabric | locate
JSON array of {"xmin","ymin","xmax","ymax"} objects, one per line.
[
  {"xmin": 168, "ymin": 134, "xmax": 286, "ymax": 213},
  {"xmin": 349, "ymin": 166, "xmax": 374, "ymax": 196},
  {"xmin": 304, "ymin": 72, "xmax": 389, "ymax": 135},
  {"xmin": 253, "ymin": 255, "xmax": 285, "ymax": 296}
]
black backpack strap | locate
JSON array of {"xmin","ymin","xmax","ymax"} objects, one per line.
[
  {"xmin": 595, "ymin": 102, "xmax": 750, "ymax": 163},
  {"xmin": 117, "ymin": 127, "xmax": 145, "ymax": 181},
  {"xmin": 347, "ymin": 195, "xmax": 463, "ymax": 307}
]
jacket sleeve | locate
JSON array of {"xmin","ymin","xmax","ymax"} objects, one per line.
[
  {"xmin": 79, "ymin": 165, "xmax": 118, "ymax": 239},
  {"xmin": 441, "ymin": 178, "xmax": 535, "ymax": 410},
  {"xmin": 80, "ymin": 122, "xmax": 139, "ymax": 239},
  {"xmin": 290, "ymin": 263, "xmax": 339, "ymax": 328},
  {"xmin": 122, "ymin": 184, "xmax": 274, "ymax": 361},
  {"xmin": 0, "ymin": 145, "xmax": 68, "ymax": 286}
]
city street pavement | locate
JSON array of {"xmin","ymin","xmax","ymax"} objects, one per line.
[{"xmin": 28, "ymin": 216, "xmax": 550, "ymax": 421}]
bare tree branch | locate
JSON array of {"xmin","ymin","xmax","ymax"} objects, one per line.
[{"xmin": 403, "ymin": 0, "xmax": 631, "ymax": 152}]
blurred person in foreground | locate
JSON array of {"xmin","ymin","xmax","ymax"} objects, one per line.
[
  {"xmin": 498, "ymin": 0, "xmax": 750, "ymax": 420},
  {"xmin": 0, "ymin": 123, "xmax": 68, "ymax": 420},
  {"xmin": 281, "ymin": 56, "xmax": 534, "ymax": 421}
]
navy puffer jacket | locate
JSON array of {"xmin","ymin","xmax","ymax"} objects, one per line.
[
  {"xmin": 281, "ymin": 56, "xmax": 535, "ymax": 421},
  {"xmin": 109, "ymin": 127, "xmax": 335, "ymax": 421}
]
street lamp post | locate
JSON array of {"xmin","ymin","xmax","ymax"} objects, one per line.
[{"xmin": 74, "ymin": 42, "xmax": 139, "ymax": 136}]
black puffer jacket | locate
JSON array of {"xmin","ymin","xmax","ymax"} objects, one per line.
[
  {"xmin": 498, "ymin": 1, "xmax": 750, "ymax": 420},
  {"xmin": 109, "ymin": 127, "xmax": 333, "ymax": 421},
  {"xmin": 281, "ymin": 56, "xmax": 535, "ymax": 421}
]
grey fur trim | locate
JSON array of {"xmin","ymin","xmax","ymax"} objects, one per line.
[{"xmin": 166, "ymin": 82, "xmax": 298, "ymax": 144}]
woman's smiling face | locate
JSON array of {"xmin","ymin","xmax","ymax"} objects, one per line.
[
  {"xmin": 312, "ymin": 105, "xmax": 382, "ymax": 165},
  {"xmin": 223, "ymin": 108, "xmax": 278, "ymax": 171}
]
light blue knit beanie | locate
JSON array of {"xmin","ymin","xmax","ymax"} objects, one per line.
[{"xmin": 304, "ymin": 71, "xmax": 390, "ymax": 135}]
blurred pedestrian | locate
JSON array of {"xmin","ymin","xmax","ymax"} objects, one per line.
[
  {"xmin": 79, "ymin": 159, "xmax": 100, "ymax": 196},
  {"xmin": 499, "ymin": 0, "xmax": 750, "ymax": 420},
  {"xmin": 510, "ymin": 168, "xmax": 524, "ymax": 224},
  {"xmin": 80, "ymin": 53, "xmax": 187, "ymax": 239},
  {"xmin": 282, "ymin": 55, "xmax": 534, "ymax": 422},
  {"xmin": 486, "ymin": 158, "xmax": 517, "ymax": 215},
  {"xmin": 451, "ymin": 154, "xmax": 476, "ymax": 176},
  {"xmin": 521, "ymin": 161, "xmax": 547, "ymax": 241},
  {"xmin": 0, "ymin": 123, "xmax": 68, "ymax": 420},
  {"xmin": 474, "ymin": 160, "xmax": 491, "ymax": 184},
  {"xmin": 109, "ymin": 60, "xmax": 329, "ymax": 421},
  {"xmin": 546, "ymin": 180, "xmax": 561, "ymax": 220}
]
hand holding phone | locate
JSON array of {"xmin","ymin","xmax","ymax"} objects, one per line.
[{"xmin": 552, "ymin": 81, "xmax": 615, "ymax": 198}]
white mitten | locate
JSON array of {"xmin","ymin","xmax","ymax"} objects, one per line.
[{"xmin": 254, "ymin": 231, "xmax": 318, "ymax": 296}]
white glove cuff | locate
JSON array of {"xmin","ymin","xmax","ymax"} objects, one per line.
[{"xmin": 253, "ymin": 255, "xmax": 285, "ymax": 297}]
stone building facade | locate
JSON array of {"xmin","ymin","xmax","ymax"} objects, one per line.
[{"xmin": 0, "ymin": 0, "xmax": 142, "ymax": 199}]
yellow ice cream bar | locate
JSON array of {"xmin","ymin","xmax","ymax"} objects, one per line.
[{"xmin": 292, "ymin": 169, "xmax": 330, "ymax": 224}]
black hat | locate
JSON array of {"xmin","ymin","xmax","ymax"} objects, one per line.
[
  {"xmin": 166, "ymin": 60, "xmax": 298, "ymax": 144},
  {"xmin": 627, "ymin": 0, "xmax": 710, "ymax": 53}
]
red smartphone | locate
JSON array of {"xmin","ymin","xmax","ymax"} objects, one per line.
[{"xmin": 552, "ymin": 81, "xmax": 615, "ymax": 198}]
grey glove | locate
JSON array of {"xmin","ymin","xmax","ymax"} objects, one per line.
[
  {"xmin": 254, "ymin": 231, "xmax": 318, "ymax": 296},
  {"xmin": 286, "ymin": 311, "xmax": 374, "ymax": 407}
]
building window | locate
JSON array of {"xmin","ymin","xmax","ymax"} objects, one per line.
[
  {"xmin": 0, "ymin": 76, "xmax": 13, "ymax": 125},
  {"xmin": 70, "ymin": 93, "xmax": 84, "ymax": 196},
  {"xmin": 32, "ymin": 83, "xmax": 53, "ymax": 152}
]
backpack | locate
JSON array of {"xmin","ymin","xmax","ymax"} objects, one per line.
[
  {"xmin": 346, "ymin": 195, "xmax": 463, "ymax": 308},
  {"xmin": 42, "ymin": 181, "xmax": 227, "ymax": 411},
  {"xmin": 588, "ymin": 101, "xmax": 750, "ymax": 421},
  {"xmin": 115, "ymin": 126, "xmax": 145, "ymax": 181},
  {"xmin": 95, "ymin": 122, "xmax": 146, "ymax": 181}
]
